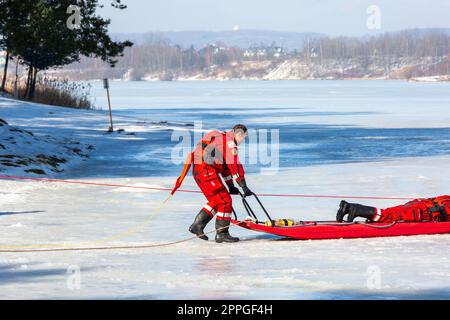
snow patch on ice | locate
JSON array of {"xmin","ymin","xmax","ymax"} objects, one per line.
[{"xmin": 7, "ymin": 223, "xmax": 23, "ymax": 228}]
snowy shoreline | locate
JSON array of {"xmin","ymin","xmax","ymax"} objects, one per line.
[{"xmin": 80, "ymin": 76, "xmax": 450, "ymax": 83}]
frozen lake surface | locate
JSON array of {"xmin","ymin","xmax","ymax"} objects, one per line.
[
  {"xmin": 86, "ymin": 80, "xmax": 450, "ymax": 177},
  {"xmin": 1, "ymin": 80, "xmax": 450, "ymax": 299}
]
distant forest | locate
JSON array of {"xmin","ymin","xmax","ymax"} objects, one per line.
[{"xmin": 55, "ymin": 29, "xmax": 450, "ymax": 80}]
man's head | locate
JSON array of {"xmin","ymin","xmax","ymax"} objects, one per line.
[{"xmin": 232, "ymin": 124, "xmax": 248, "ymax": 145}]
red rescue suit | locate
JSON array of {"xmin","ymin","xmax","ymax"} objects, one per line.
[
  {"xmin": 373, "ymin": 195, "xmax": 450, "ymax": 223},
  {"xmin": 192, "ymin": 130, "xmax": 245, "ymax": 221}
]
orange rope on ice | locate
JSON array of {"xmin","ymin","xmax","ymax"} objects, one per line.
[
  {"xmin": 0, "ymin": 192, "xmax": 173, "ymax": 251},
  {"xmin": 0, "ymin": 228, "xmax": 224, "ymax": 253}
]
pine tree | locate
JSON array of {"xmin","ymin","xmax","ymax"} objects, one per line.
[
  {"xmin": 0, "ymin": 0, "xmax": 133, "ymax": 99},
  {"xmin": 0, "ymin": 0, "xmax": 25, "ymax": 92}
]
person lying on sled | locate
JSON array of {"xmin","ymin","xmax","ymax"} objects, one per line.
[
  {"xmin": 336, "ymin": 195, "xmax": 450, "ymax": 223},
  {"xmin": 188, "ymin": 124, "xmax": 253, "ymax": 243}
]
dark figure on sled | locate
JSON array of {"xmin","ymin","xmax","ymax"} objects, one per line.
[{"xmin": 336, "ymin": 195, "xmax": 450, "ymax": 223}]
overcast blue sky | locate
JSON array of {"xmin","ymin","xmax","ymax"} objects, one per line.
[{"xmin": 99, "ymin": 0, "xmax": 450, "ymax": 35}]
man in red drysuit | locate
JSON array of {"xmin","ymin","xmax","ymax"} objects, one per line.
[
  {"xmin": 336, "ymin": 195, "xmax": 450, "ymax": 223},
  {"xmin": 189, "ymin": 124, "xmax": 253, "ymax": 243}
]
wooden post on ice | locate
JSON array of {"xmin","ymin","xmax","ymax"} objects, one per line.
[{"xmin": 103, "ymin": 78, "xmax": 114, "ymax": 132}]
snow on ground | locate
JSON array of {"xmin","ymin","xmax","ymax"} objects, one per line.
[
  {"xmin": 410, "ymin": 75, "xmax": 450, "ymax": 83},
  {"xmin": 1, "ymin": 95, "xmax": 450, "ymax": 299},
  {"xmin": 0, "ymin": 117, "xmax": 94, "ymax": 175}
]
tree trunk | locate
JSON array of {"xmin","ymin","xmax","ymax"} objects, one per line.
[
  {"xmin": 28, "ymin": 67, "xmax": 38, "ymax": 100},
  {"xmin": 24, "ymin": 66, "xmax": 32, "ymax": 99},
  {"xmin": 1, "ymin": 50, "xmax": 10, "ymax": 92}
]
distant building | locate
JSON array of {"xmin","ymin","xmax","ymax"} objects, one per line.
[
  {"xmin": 244, "ymin": 46, "xmax": 286, "ymax": 59},
  {"xmin": 273, "ymin": 47, "xmax": 286, "ymax": 58},
  {"xmin": 213, "ymin": 46, "xmax": 228, "ymax": 54},
  {"xmin": 243, "ymin": 50, "xmax": 255, "ymax": 58},
  {"xmin": 309, "ymin": 47, "xmax": 318, "ymax": 58},
  {"xmin": 257, "ymin": 49, "xmax": 267, "ymax": 57},
  {"xmin": 243, "ymin": 48, "xmax": 267, "ymax": 58},
  {"xmin": 200, "ymin": 44, "xmax": 228, "ymax": 55}
]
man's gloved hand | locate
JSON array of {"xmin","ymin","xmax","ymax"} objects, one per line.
[
  {"xmin": 242, "ymin": 186, "xmax": 254, "ymax": 197},
  {"xmin": 237, "ymin": 178, "xmax": 254, "ymax": 197},
  {"xmin": 228, "ymin": 184, "xmax": 240, "ymax": 195}
]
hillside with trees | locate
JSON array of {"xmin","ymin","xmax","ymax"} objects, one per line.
[{"xmin": 46, "ymin": 28, "xmax": 450, "ymax": 82}]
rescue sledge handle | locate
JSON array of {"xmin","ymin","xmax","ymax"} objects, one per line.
[{"xmin": 232, "ymin": 192, "xmax": 274, "ymax": 223}]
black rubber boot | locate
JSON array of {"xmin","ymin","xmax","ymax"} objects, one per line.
[
  {"xmin": 189, "ymin": 209, "xmax": 212, "ymax": 241},
  {"xmin": 215, "ymin": 219, "xmax": 239, "ymax": 243},
  {"xmin": 336, "ymin": 200, "xmax": 350, "ymax": 222},
  {"xmin": 346, "ymin": 203, "xmax": 376, "ymax": 222}
]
